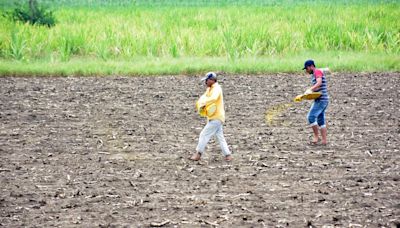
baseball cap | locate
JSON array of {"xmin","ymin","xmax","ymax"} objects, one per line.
[
  {"xmin": 302, "ymin": 59, "xmax": 315, "ymax": 70},
  {"xmin": 201, "ymin": 72, "xmax": 217, "ymax": 82}
]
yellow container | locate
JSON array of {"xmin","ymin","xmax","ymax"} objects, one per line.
[
  {"xmin": 196, "ymin": 100, "xmax": 217, "ymax": 117},
  {"xmin": 294, "ymin": 92, "xmax": 322, "ymax": 102}
]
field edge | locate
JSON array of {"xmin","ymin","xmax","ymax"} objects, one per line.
[{"xmin": 1, "ymin": 52, "xmax": 399, "ymax": 76}]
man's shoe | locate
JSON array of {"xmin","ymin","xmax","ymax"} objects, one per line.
[
  {"xmin": 189, "ymin": 152, "xmax": 201, "ymax": 161},
  {"xmin": 225, "ymin": 155, "xmax": 233, "ymax": 161}
]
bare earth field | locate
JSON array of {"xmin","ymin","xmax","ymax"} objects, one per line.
[{"xmin": 0, "ymin": 73, "xmax": 399, "ymax": 227}]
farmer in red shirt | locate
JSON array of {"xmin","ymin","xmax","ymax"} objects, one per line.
[{"xmin": 303, "ymin": 60, "xmax": 329, "ymax": 145}]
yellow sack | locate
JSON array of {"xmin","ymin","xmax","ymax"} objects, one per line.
[
  {"xmin": 293, "ymin": 92, "xmax": 322, "ymax": 102},
  {"xmin": 196, "ymin": 100, "xmax": 217, "ymax": 118},
  {"xmin": 294, "ymin": 95, "xmax": 303, "ymax": 102}
]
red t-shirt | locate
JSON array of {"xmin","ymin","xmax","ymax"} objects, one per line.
[{"xmin": 314, "ymin": 69, "xmax": 323, "ymax": 78}]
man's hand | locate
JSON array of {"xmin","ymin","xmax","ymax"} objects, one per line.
[
  {"xmin": 197, "ymin": 95, "xmax": 206, "ymax": 109},
  {"xmin": 304, "ymin": 88, "xmax": 313, "ymax": 95},
  {"xmin": 198, "ymin": 101, "xmax": 206, "ymax": 108}
]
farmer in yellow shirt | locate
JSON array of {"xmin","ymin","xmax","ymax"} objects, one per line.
[{"xmin": 190, "ymin": 72, "xmax": 232, "ymax": 161}]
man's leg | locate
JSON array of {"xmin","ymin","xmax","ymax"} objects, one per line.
[
  {"xmin": 320, "ymin": 126, "xmax": 327, "ymax": 145},
  {"xmin": 317, "ymin": 103, "xmax": 328, "ymax": 145},
  {"xmin": 214, "ymin": 121, "xmax": 232, "ymax": 161},
  {"xmin": 307, "ymin": 102, "xmax": 322, "ymax": 144},
  {"xmin": 311, "ymin": 125, "xmax": 319, "ymax": 143},
  {"xmin": 191, "ymin": 120, "xmax": 219, "ymax": 160}
]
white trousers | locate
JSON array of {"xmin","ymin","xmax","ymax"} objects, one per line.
[{"xmin": 196, "ymin": 120, "xmax": 231, "ymax": 156}]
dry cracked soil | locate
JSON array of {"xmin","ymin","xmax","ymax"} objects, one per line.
[{"xmin": 0, "ymin": 73, "xmax": 399, "ymax": 227}]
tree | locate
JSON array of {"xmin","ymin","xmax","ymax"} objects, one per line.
[{"xmin": 3, "ymin": 0, "xmax": 56, "ymax": 27}]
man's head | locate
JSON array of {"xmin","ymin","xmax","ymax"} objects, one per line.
[
  {"xmin": 303, "ymin": 59, "xmax": 316, "ymax": 74},
  {"xmin": 201, "ymin": 72, "xmax": 217, "ymax": 87}
]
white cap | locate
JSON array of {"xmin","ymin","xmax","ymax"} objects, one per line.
[{"xmin": 201, "ymin": 72, "xmax": 217, "ymax": 81}]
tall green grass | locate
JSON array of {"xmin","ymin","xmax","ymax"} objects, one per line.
[
  {"xmin": 0, "ymin": 1, "xmax": 399, "ymax": 75},
  {"xmin": 1, "ymin": 0, "xmax": 399, "ymax": 8}
]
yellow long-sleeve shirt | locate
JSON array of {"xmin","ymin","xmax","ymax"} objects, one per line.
[{"xmin": 199, "ymin": 82, "xmax": 226, "ymax": 123}]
